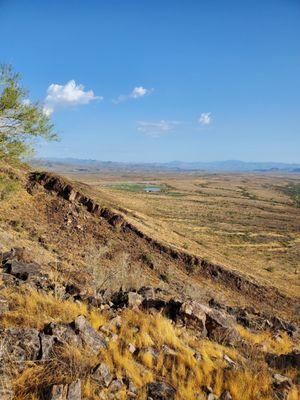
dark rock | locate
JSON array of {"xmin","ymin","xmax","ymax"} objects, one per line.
[
  {"xmin": 208, "ymin": 298, "xmax": 226, "ymax": 310},
  {"xmin": 179, "ymin": 300, "xmax": 207, "ymax": 334},
  {"xmin": 203, "ymin": 306, "xmax": 237, "ymax": 345},
  {"xmin": 270, "ymin": 316, "xmax": 296, "ymax": 337},
  {"xmin": 111, "ymin": 290, "xmax": 143, "ymax": 309},
  {"xmin": 109, "ymin": 214, "xmax": 124, "ymax": 227},
  {"xmin": 147, "ymin": 381, "xmax": 175, "ymax": 400},
  {"xmin": 142, "ymin": 297, "xmax": 167, "ymax": 312},
  {"xmin": 65, "ymin": 283, "xmax": 81, "ymax": 296},
  {"xmin": 1, "ymin": 247, "xmax": 25, "ymax": 265},
  {"xmin": 266, "ymin": 350, "xmax": 300, "ymax": 369},
  {"xmin": 74, "ymin": 315, "xmax": 106, "ymax": 353},
  {"xmin": 3, "ymin": 260, "xmax": 41, "ymax": 281},
  {"xmin": 138, "ymin": 286, "xmax": 155, "ymax": 299}
]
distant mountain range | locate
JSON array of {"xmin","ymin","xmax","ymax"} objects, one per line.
[{"xmin": 30, "ymin": 158, "xmax": 300, "ymax": 173}]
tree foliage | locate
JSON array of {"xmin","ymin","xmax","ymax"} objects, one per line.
[{"xmin": 0, "ymin": 64, "xmax": 57, "ymax": 162}]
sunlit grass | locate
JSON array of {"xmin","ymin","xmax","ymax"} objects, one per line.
[{"xmin": 0, "ymin": 288, "xmax": 106, "ymax": 330}]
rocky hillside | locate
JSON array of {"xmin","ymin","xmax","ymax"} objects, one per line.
[{"xmin": 0, "ymin": 163, "xmax": 299, "ymax": 400}]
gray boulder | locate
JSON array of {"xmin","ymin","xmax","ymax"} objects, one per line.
[
  {"xmin": 74, "ymin": 315, "xmax": 106, "ymax": 353},
  {"xmin": 44, "ymin": 322, "xmax": 82, "ymax": 348},
  {"xmin": 180, "ymin": 300, "xmax": 207, "ymax": 334},
  {"xmin": 3, "ymin": 260, "xmax": 41, "ymax": 281},
  {"xmin": 147, "ymin": 381, "xmax": 175, "ymax": 400},
  {"xmin": 92, "ymin": 363, "xmax": 113, "ymax": 387},
  {"xmin": 67, "ymin": 379, "xmax": 81, "ymax": 399}
]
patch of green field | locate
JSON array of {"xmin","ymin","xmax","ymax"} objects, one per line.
[{"xmin": 109, "ymin": 182, "xmax": 165, "ymax": 193}]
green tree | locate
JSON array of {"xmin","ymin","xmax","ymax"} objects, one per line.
[{"xmin": 0, "ymin": 64, "xmax": 57, "ymax": 162}]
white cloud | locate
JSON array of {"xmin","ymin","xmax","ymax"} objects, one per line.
[
  {"xmin": 131, "ymin": 86, "xmax": 150, "ymax": 98},
  {"xmin": 44, "ymin": 80, "xmax": 102, "ymax": 114},
  {"xmin": 114, "ymin": 86, "xmax": 153, "ymax": 103},
  {"xmin": 198, "ymin": 112, "xmax": 212, "ymax": 125},
  {"xmin": 137, "ymin": 120, "xmax": 179, "ymax": 137}
]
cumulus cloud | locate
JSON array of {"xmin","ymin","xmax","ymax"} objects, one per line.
[
  {"xmin": 137, "ymin": 120, "xmax": 179, "ymax": 137},
  {"xmin": 44, "ymin": 80, "xmax": 102, "ymax": 114},
  {"xmin": 114, "ymin": 86, "xmax": 153, "ymax": 103},
  {"xmin": 198, "ymin": 112, "xmax": 212, "ymax": 125}
]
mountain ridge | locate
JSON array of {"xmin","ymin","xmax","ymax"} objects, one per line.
[{"xmin": 30, "ymin": 158, "xmax": 300, "ymax": 173}]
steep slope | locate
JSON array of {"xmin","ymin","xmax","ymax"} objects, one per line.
[
  {"xmin": 0, "ymin": 165, "xmax": 299, "ymax": 400},
  {"xmin": 28, "ymin": 171, "xmax": 299, "ymax": 322}
]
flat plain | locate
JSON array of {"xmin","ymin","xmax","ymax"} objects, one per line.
[{"xmin": 63, "ymin": 170, "xmax": 300, "ymax": 298}]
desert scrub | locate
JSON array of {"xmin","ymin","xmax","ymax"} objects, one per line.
[{"xmin": 0, "ymin": 287, "xmax": 106, "ymax": 330}]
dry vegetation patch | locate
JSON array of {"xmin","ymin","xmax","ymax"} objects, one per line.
[{"xmin": 70, "ymin": 172, "xmax": 300, "ymax": 297}]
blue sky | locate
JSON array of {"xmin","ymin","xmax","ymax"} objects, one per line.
[{"xmin": 1, "ymin": 0, "xmax": 299, "ymax": 162}]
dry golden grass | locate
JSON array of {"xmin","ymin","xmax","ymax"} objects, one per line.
[
  {"xmin": 99, "ymin": 309, "xmax": 282, "ymax": 400},
  {"xmin": 3, "ymin": 288, "xmax": 298, "ymax": 400},
  {"xmin": 236, "ymin": 325, "xmax": 295, "ymax": 354},
  {"xmin": 0, "ymin": 288, "xmax": 106, "ymax": 330},
  {"xmin": 13, "ymin": 344, "xmax": 98, "ymax": 400}
]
